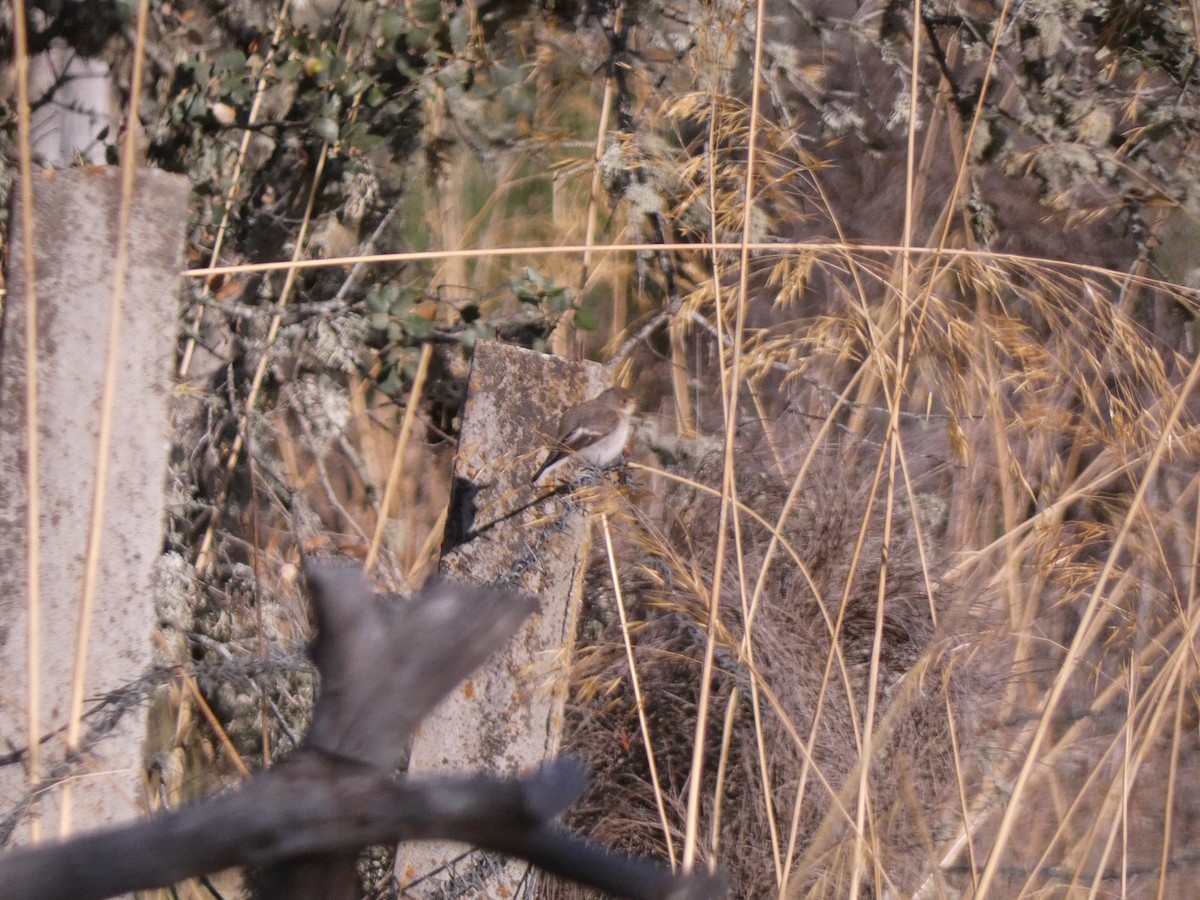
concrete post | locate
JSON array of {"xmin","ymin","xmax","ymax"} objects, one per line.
[
  {"xmin": 397, "ymin": 341, "xmax": 610, "ymax": 897},
  {"xmin": 0, "ymin": 168, "xmax": 189, "ymax": 842}
]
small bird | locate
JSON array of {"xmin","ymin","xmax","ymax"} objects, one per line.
[{"xmin": 533, "ymin": 386, "xmax": 639, "ymax": 482}]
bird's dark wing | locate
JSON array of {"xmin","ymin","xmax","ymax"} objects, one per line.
[
  {"xmin": 558, "ymin": 406, "xmax": 619, "ymax": 452},
  {"xmin": 533, "ymin": 402, "xmax": 618, "ymax": 479}
]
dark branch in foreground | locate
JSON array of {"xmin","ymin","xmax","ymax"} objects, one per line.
[{"xmin": 0, "ymin": 563, "xmax": 726, "ymax": 900}]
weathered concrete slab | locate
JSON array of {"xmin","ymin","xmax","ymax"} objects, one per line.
[
  {"xmin": 0, "ymin": 168, "xmax": 189, "ymax": 841},
  {"xmin": 397, "ymin": 341, "xmax": 609, "ymax": 897},
  {"xmin": 29, "ymin": 45, "xmax": 118, "ymax": 167}
]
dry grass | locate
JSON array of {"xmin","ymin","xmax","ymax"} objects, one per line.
[
  {"xmin": 9, "ymin": 2, "xmax": 1200, "ymax": 899},
  {"xmin": 524, "ymin": 4, "xmax": 1200, "ymax": 899}
]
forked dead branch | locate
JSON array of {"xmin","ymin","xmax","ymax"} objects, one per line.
[{"xmin": 0, "ymin": 563, "xmax": 727, "ymax": 900}]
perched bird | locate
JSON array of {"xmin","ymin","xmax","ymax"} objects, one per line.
[{"xmin": 533, "ymin": 386, "xmax": 639, "ymax": 482}]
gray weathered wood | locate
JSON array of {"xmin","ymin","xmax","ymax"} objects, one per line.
[
  {"xmin": 0, "ymin": 564, "xmax": 728, "ymax": 900},
  {"xmin": 398, "ymin": 341, "xmax": 610, "ymax": 897},
  {"xmin": 0, "ymin": 167, "xmax": 189, "ymax": 842}
]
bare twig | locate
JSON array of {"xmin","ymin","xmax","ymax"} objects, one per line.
[{"xmin": 0, "ymin": 564, "xmax": 728, "ymax": 900}]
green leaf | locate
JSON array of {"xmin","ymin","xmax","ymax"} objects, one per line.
[
  {"xmin": 546, "ymin": 288, "xmax": 575, "ymax": 314},
  {"xmin": 341, "ymin": 74, "xmax": 369, "ymax": 98},
  {"xmin": 185, "ymin": 94, "xmax": 208, "ymax": 122},
  {"xmin": 406, "ymin": 24, "xmax": 436, "ymax": 53},
  {"xmin": 312, "ymin": 117, "xmax": 339, "ymax": 143},
  {"xmin": 226, "ymin": 82, "xmax": 252, "ymax": 105},
  {"xmin": 381, "ymin": 10, "xmax": 406, "ymax": 40},
  {"xmin": 491, "ymin": 62, "xmax": 525, "ymax": 87},
  {"xmin": 403, "ymin": 313, "xmax": 435, "ymax": 340},
  {"xmin": 448, "ymin": 13, "xmax": 470, "ymax": 52},
  {"xmin": 366, "ymin": 284, "xmax": 387, "ymax": 313},
  {"xmin": 378, "ymin": 368, "xmax": 404, "ymax": 396},
  {"xmin": 189, "ymin": 57, "xmax": 212, "ymax": 84},
  {"xmin": 435, "ymin": 60, "xmax": 472, "ymax": 90},
  {"xmin": 411, "ymin": 0, "xmax": 440, "ymax": 24},
  {"xmin": 351, "ymin": 131, "xmax": 385, "ymax": 152},
  {"xmin": 276, "ymin": 58, "xmax": 303, "ymax": 82},
  {"xmin": 391, "ymin": 288, "xmax": 416, "ymax": 316},
  {"xmin": 574, "ymin": 306, "xmax": 598, "ymax": 331},
  {"xmin": 214, "ymin": 50, "xmax": 246, "ymax": 73}
]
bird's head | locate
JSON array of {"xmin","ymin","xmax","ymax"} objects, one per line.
[{"xmin": 602, "ymin": 385, "xmax": 638, "ymax": 415}]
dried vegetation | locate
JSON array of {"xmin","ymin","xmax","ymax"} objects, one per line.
[{"xmin": 5, "ymin": 0, "xmax": 1200, "ymax": 897}]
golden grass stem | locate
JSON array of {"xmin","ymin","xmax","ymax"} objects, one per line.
[
  {"xmin": 1156, "ymin": 673, "xmax": 1187, "ymax": 900},
  {"xmin": 890, "ymin": 428, "xmax": 940, "ymax": 629},
  {"xmin": 1014, "ymin": 571, "xmax": 1197, "ymax": 897},
  {"xmin": 1120, "ymin": 667, "xmax": 1134, "ymax": 897},
  {"xmin": 922, "ymin": 690, "xmax": 978, "ymax": 897},
  {"xmin": 897, "ymin": 0, "xmax": 921, "ymax": 307},
  {"xmin": 1076, "ymin": 666, "xmax": 1136, "ymax": 900},
  {"xmin": 756, "ymin": 648, "xmax": 902, "ymax": 897},
  {"xmin": 849, "ymin": 5, "xmax": 927, "ymax": 882},
  {"xmin": 941, "ymin": 450, "xmax": 1142, "ymax": 584},
  {"xmin": 60, "ymin": 0, "xmax": 150, "ymax": 838},
  {"xmin": 848, "ymin": 434, "xmax": 902, "ymax": 898},
  {"xmin": 576, "ymin": 3, "xmax": 621, "ymax": 332},
  {"xmin": 178, "ymin": 0, "xmax": 294, "ymax": 379},
  {"xmin": 682, "ymin": 0, "xmax": 768, "ymax": 874},
  {"xmin": 183, "ymin": 674, "xmax": 251, "ymax": 779},
  {"xmin": 600, "ymin": 513, "xmax": 676, "ymax": 868},
  {"xmin": 681, "ymin": 15, "xmax": 731, "ymax": 875},
  {"xmin": 365, "ymin": 341, "xmax": 433, "ymax": 575},
  {"xmin": 931, "ymin": 0, "xmax": 1013, "ymax": 256},
  {"xmin": 177, "ymin": 240, "xmax": 1200, "ymax": 302},
  {"xmin": 975, "ymin": 342, "xmax": 1200, "ymax": 896},
  {"xmin": 1024, "ymin": 661, "xmax": 1148, "ymax": 896},
  {"xmin": 669, "ymin": 314, "xmax": 696, "ymax": 438},
  {"xmin": 633, "ymin": 459, "xmax": 875, "ymax": 894},
  {"xmin": 1156, "ymin": 486, "xmax": 1200, "ymax": 900},
  {"xmin": 194, "ymin": 142, "xmax": 330, "ymax": 574},
  {"xmin": 405, "ymin": 499, "xmax": 448, "ymax": 585},
  {"xmin": 710, "ymin": 685, "xmax": 739, "ymax": 861},
  {"xmin": 12, "ymin": 0, "xmax": 42, "ymax": 844},
  {"xmin": 728, "ymin": 466, "xmax": 784, "ymax": 888}
]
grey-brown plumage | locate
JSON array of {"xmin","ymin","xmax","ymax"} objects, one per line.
[{"xmin": 533, "ymin": 386, "xmax": 638, "ymax": 482}]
